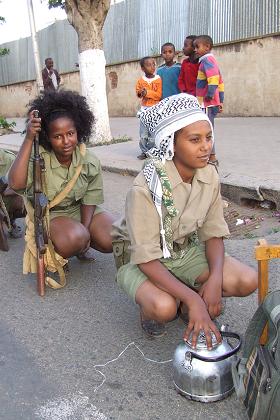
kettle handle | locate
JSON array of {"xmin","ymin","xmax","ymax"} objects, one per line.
[{"xmin": 187, "ymin": 332, "xmax": 242, "ymax": 362}]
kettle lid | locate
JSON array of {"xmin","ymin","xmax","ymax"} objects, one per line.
[{"xmin": 186, "ymin": 330, "xmax": 219, "ymax": 349}]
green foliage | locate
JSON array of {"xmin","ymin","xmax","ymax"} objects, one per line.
[
  {"xmin": 0, "ymin": 48, "xmax": 9, "ymax": 56},
  {"xmin": 48, "ymin": 0, "xmax": 65, "ymax": 9},
  {"xmin": 0, "ymin": 14, "xmax": 9, "ymax": 56},
  {"xmin": 0, "ymin": 117, "xmax": 16, "ymax": 130},
  {"xmin": 243, "ymin": 232, "xmax": 257, "ymax": 239}
]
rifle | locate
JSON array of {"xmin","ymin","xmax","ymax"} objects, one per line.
[{"xmin": 33, "ymin": 110, "xmax": 48, "ymax": 296}]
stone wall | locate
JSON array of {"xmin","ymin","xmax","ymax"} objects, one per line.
[{"xmin": 0, "ymin": 35, "xmax": 279, "ymax": 117}]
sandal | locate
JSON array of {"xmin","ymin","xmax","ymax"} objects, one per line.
[
  {"xmin": 140, "ymin": 313, "xmax": 167, "ymax": 338},
  {"xmin": 9, "ymin": 224, "xmax": 23, "ymax": 239},
  {"xmin": 77, "ymin": 247, "xmax": 95, "ymax": 262},
  {"xmin": 0, "ymin": 209, "xmax": 9, "ymax": 251},
  {"xmin": 137, "ymin": 153, "xmax": 147, "ymax": 160}
]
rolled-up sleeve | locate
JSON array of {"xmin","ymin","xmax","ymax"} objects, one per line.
[
  {"xmin": 10, "ymin": 158, "xmax": 33, "ymax": 197},
  {"xmin": 126, "ymin": 186, "xmax": 163, "ymax": 264},
  {"xmin": 81, "ymin": 159, "xmax": 104, "ymax": 206},
  {"xmin": 198, "ymin": 182, "xmax": 230, "ymax": 242}
]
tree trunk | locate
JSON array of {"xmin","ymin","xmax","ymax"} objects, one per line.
[{"xmin": 65, "ymin": 0, "xmax": 111, "ymax": 144}]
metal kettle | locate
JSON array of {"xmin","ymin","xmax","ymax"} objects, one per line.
[{"xmin": 173, "ymin": 328, "xmax": 241, "ymax": 403}]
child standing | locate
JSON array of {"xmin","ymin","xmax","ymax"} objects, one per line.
[
  {"xmin": 157, "ymin": 43, "xmax": 181, "ymax": 99},
  {"xmin": 194, "ymin": 35, "xmax": 224, "ymax": 164},
  {"xmin": 135, "ymin": 57, "xmax": 162, "ymax": 160},
  {"xmin": 178, "ymin": 35, "xmax": 199, "ymax": 96}
]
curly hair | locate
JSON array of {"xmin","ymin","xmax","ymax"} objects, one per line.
[{"xmin": 27, "ymin": 90, "xmax": 94, "ymax": 151}]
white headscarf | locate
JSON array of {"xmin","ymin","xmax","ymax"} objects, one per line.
[{"xmin": 139, "ymin": 93, "xmax": 213, "ymax": 258}]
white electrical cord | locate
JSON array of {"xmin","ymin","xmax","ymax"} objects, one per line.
[{"xmin": 93, "ymin": 341, "xmax": 173, "ymax": 392}]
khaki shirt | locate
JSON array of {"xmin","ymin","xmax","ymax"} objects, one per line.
[
  {"xmin": 0, "ymin": 149, "xmax": 15, "ymax": 177},
  {"xmin": 112, "ymin": 160, "xmax": 229, "ymax": 265},
  {"xmin": 18, "ymin": 146, "xmax": 104, "ymax": 217}
]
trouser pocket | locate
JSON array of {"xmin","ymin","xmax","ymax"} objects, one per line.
[{"xmin": 112, "ymin": 240, "xmax": 131, "ymax": 271}]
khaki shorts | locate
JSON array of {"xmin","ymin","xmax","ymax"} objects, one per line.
[
  {"xmin": 49, "ymin": 205, "xmax": 103, "ymax": 221},
  {"xmin": 116, "ymin": 244, "xmax": 209, "ymax": 303}
]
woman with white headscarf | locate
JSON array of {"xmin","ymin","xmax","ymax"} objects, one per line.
[{"xmin": 111, "ymin": 94, "xmax": 257, "ymax": 349}]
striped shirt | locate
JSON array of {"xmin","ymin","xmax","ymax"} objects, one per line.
[{"xmin": 196, "ymin": 53, "xmax": 224, "ymax": 107}]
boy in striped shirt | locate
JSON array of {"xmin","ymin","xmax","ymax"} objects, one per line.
[{"xmin": 194, "ymin": 35, "xmax": 224, "ymax": 165}]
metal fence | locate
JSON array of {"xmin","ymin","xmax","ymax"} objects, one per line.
[
  {"xmin": 1, "ymin": 0, "xmax": 279, "ymax": 86},
  {"xmin": 0, "ymin": 19, "xmax": 78, "ymax": 87}
]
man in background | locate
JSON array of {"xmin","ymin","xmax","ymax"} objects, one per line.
[{"xmin": 42, "ymin": 57, "xmax": 61, "ymax": 91}]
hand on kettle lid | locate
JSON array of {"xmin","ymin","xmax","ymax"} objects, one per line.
[
  {"xmin": 185, "ymin": 330, "xmax": 220, "ymax": 350},
  {"xmin": 183, "ymin": 305, "xmax": 222, "ymax": 350}
]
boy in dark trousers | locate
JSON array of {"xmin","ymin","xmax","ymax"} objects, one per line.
[
  {"xmin": 42, "ymin": 58, "xmax": 61, "ymax": 91},
  {"xmin": 136, "ymin": 57, "xmax": 162, "ymax": 159},
  {"xmin": 178, "ymin": 35, "xmax": 199, "ymax": 96},
  {"xmin": 194, "ymin": 35, "xmax": 224, "ymax": 164},
  {"xmin": 157, "ymin": 43, "xmax": 181, "ymax": 99}
]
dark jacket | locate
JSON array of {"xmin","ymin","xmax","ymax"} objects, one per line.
[{"xmin": 42, "ymin": 67, "xmax": 61, "ymax": 91}]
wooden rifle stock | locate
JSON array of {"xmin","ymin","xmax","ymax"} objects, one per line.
[{"xmin": 33, "ymin": 110, "xmax": 48, "ymax": 296}]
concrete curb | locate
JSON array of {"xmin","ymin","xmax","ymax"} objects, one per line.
[
  {"xmin": 1, "ymin": 138, "xmax": 279, "ymax": 210},
  {"xmin": 102, "ymin": 164, "xmax": 280, "ymax": 210},
  {"xmin": 220, "ymin": 172, "xmax": 280, "ymax": 210}
]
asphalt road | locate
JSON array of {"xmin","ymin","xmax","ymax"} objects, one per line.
[{"xmin": 0, "ymin": 171, "xmax": 280, "ymax": 420}]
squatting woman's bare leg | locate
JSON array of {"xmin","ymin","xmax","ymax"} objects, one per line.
[
  {"xmin": 50, "ymin": 216, "xmax": 90, "ymax": 258},
  {"xmin": 89, "ymin": 211, "xmax": 116, "ymax": 253}
]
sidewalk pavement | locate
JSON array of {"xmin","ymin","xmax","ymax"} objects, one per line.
[{"xmin": 1, "ymin": 116, "xmax": 280, "ymax": 209}]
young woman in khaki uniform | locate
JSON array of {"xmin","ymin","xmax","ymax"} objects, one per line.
[
  {"xmin": 112, "ymin": 94, "xmax": 257, "ymax": 349},
  {"xmin": 9, "ymin": 90, "xmax": 114, "ymax": 260}
]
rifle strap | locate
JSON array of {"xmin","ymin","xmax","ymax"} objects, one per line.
[
  {"xmin": 45, "ymin": 238, "xmax": 66, "ymax": 289},
  {"xmin": 23, "ymin": 199, "xmax": 68, "ymax": 282},
  {"xmin": 39, "ymin": 143, "xmax": 86, "ymax": 289},
  {"xmin": 49, "ymin": 143, "xmax": 86, "ymax": 209}
]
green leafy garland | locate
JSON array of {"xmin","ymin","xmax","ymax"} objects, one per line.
[{"xmin": 152, "ymin": 158, "xmax": 199, "ymax": 260}]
